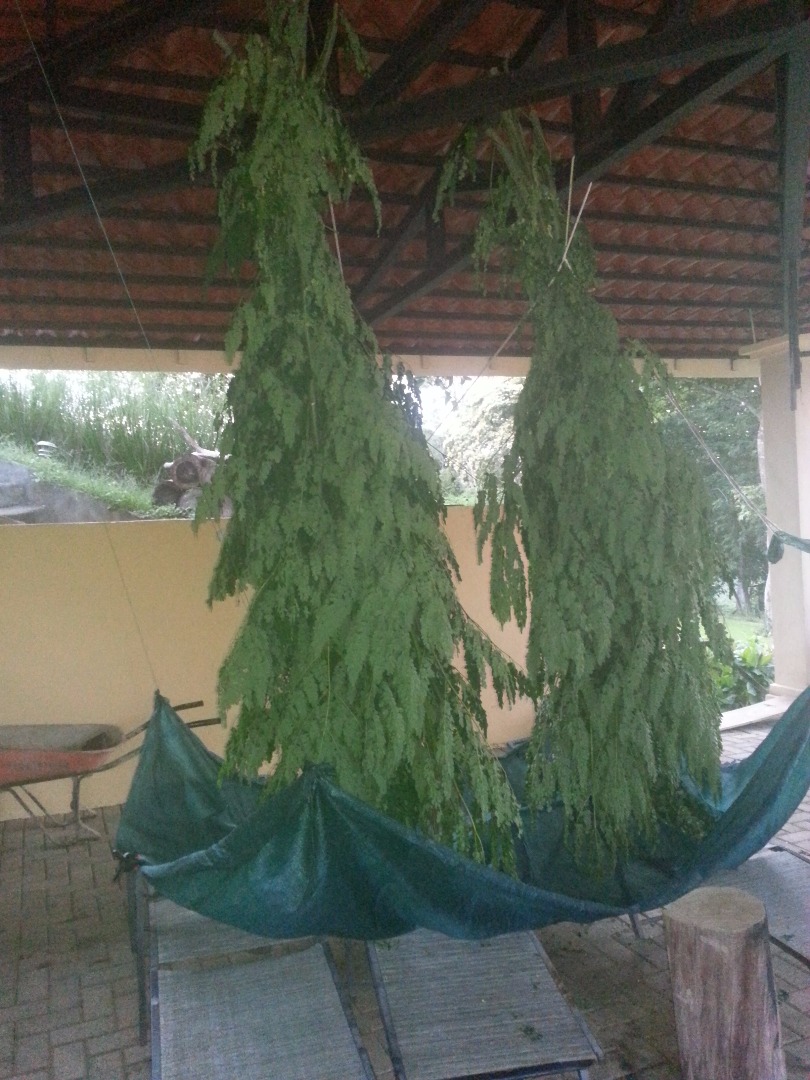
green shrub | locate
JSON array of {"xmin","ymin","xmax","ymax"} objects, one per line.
[
  {"xmin": 712, "ymin": 638, "xmax": 774, "ymax": 709},
  {"xmin": 0, "ymin": 371, "xmax": 228, "ymax": 485}
]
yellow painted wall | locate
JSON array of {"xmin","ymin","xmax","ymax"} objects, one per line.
[{"xmin": 0, "ymin": 508, "xmax": 532, "ymax": 819}]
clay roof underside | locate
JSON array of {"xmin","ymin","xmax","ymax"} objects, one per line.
[{"xmin": 0, "ymin": 0, "xmax": 807, "ymax": 380}]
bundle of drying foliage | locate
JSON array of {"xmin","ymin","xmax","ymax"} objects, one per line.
[
  {"xmin": 192, "ymin": 1, "xmax": 529, "ymax": 866},
  {"xmin": 194, "ymin": 0, "xmax": 728, "ymax": 875},
  {"xmin": 442, "ymin": 113, "xmax": 728, "ymax": 869}
]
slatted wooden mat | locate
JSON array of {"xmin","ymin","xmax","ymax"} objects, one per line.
[
  {"xmin": 708, "ymin": 849, "xmax": 810, "ymax": 964},
  {"xmin": 153, "ymin": 897, "xmax": 310, "ymax": 965},
  {"xmin": 368, "ymin": 930, "xmax": 601, "ymax": 1080},
  {"xmin": 152, "ymin": 904, "xmax": 372, "ymax": 1080}
]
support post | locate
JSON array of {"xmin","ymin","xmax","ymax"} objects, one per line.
[
  {"xmin": 664, "ymin": 886, "xmax": 785, "ymax": 1080},
  {"xmin": 760, "ymin": 339, "xmax": 810, "ymax": 695}
]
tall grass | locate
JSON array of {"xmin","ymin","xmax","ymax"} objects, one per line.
[{"xmin": 0, "ymin": 371, "xmax": 229, "ymax": 485}]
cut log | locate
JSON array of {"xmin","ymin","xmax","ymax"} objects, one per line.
[{"xmin": 664, "ymin": 885, "xmax": 786, "ymax": 1080}]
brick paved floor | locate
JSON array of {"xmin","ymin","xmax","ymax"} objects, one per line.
[{"xmin": 1, "ymin": 722, "xmax": 808, "ymax": 1080}]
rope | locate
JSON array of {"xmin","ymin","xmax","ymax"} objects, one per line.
[
  {"xmin": 425, "ymin": 172, "xmax": 592, "ymax": 446},
  {"xmin": 659, "ymin": 377, "xmax": 810, "ymax": 564},
  {"xmin": 16, "ymin": 2, "xmax": 162, "ymax": 684},
  {"xmin": 659, "ymin": 379, "xmax": 777, "ymax": 534},
  {"xmin": 13, "ymin": 0, "xmax": 154, "ymax": 354},
  {"xmin": 102, "ymin": 523, "xmax": 160, "ymax": 687}
]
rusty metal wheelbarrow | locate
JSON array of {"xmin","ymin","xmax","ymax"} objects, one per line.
[{"xmin": 0, "ymin": 701, "xmax": 218, "ymax": 842}]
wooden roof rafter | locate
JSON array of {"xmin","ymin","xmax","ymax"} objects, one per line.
[
  {"xmin": 0, "ymin": 0, "xmax": 805, "ymax": 372},
  {"xmin": 777, "ymin": 38, "xmax": 810, "ymax": 399}
]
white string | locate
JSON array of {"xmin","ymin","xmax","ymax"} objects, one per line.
[
  {"xmin": 13, "ymin": 0, "xmax": 153, "ymax": 353},
  {"xmin": 15, "ymin": 1, "xmax": 163, "ymax": 687},
  {"xmin": 426, "ymin": 178, "xmax": 594, "ymax": 446},
  {"xmin": 659, "ymin": 377, "xmax": 778, "ymax": 535},
  {"xmin": 102, "ymin": 523, "xmax": 161, "ymax": 688}
]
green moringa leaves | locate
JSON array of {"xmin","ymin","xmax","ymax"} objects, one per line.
[
  {"xmin": 193, "ymin": 1, "xmax": 527, "ymax": 866},
  {"xmin": 448, "ymin": 114, "xmax": 729, "ymax": 869}
]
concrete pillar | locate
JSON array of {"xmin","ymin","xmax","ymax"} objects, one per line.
[{"xmin": 759, "ymin": 339, "xmax": 810, "ymax": 696}]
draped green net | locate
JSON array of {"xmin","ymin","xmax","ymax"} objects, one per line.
[
  {"xmin": 768, "ymin": 531, "xmax": 810, "ymax": 563},
  {"xmin": 115, "ymin": 689, "xmax": 810, "ymax": 940}
]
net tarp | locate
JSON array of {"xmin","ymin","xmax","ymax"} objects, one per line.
[
  {"xmin": 768, "ymin": 531, "xmax": 810, "ymax": 563},
  {"xmin": 115, "ymin": 687, "xmax": 810, "ymax": 940}
]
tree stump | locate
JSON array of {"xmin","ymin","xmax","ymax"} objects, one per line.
[{"xmin": 664, "ymin": 886, "xmax": 786, "ymax": 1080}]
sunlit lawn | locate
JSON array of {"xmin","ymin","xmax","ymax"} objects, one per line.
[{"xmin": 722, "ymin": 611, "xmax": 771, "ymax": 647}]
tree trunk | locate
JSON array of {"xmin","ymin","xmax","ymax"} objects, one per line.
[{"xmin": 664, "ymin": 886, "xmax": 785, "ymax": 1080}]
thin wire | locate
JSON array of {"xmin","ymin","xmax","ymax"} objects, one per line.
[
  {"xmin": 659, "ymin": 377, "xmax": 778, "ymax": 535},
  {"xmin": 424, "ymin": 299, "xmax": 537, "ymax": 444},
  {"xmin": 327, "ymin": 196, "xmax": 344, "ymax": 280},
  {"xmin": 13, "ymin": 0, "xmax": 153, "ymax": 352},
  {"xmin": 425, "ymin": 177, "xmax": 594, "ymax": 446},
  {"xmin": 16, "ymin": 1, "xmax": 162, "ymax": 688},
  {"xmin": 102, "ymin": 524, "xmax": 160, "ymax": 689}
]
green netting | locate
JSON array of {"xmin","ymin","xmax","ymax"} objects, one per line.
[
  {"xmin": 768, "ymin": 531, "xmax": 810, "ymax": 563},
  {"xmin": 115, "ymin": 688, "xmax": 810, "ymax": 940}
]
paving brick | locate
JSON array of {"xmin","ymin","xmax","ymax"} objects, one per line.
[
  {"xmin": 14, "ymin": 969, "xmax": 48, "ymax": 1006},
  {"xmin": 122, "ymin": 1042, "xmax": 150, "ymax": 1067},
  {"xmin": 81, "ymin": 983, "xmax": 114, "ymax": 1020},
  {"xmin": 50, "ymin": 1014, "xmax": 121, "ymax": 1046},
  {"xmin": 86, "ymin": 1027, "xmax": 140, "ymax": 1057},
  {"xmin": 51, "ymin": 1041, "xmax": 87, "ymax": 1080},
  {"xmin": 5, "ymin": 772, "xmax": 810, "ymax": 1080},
  {"xmin": 12, "ymin": 1031, "xmax": 50, "ymax": 1074},
  {"xmin": 87, "ymin": 1048, "xmax": 126, "ymax": 1080},
  {"xmin": 124, "ymin": 1063, "xmax": 151, "ymax": 1080}
]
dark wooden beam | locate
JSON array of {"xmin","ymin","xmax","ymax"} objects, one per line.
[
  {"xmin": 581, "ymin": 208, "xmax": 779, "ymax": 237},
  {"xmin": 589, "ymin": 295, "xmax": 779, "ymax": 311},
  {"xmin": 353, "ymin": 187, "xmax": 437, "ymax": 301},
  {"xmin": 591, "ymin": 240, "xmax": 779, "ymax": 265},
  {"xmin": 354, "ymin": 2, "xmax": 561, "ymax": 312},
  {"xmin": 657, "ymin": 134, "xmax": 777, "ymax": 163},
  {"xmin": 776, "ymin": 40, "xmax": 810, "ymax": 399},
  {"xmin": 559, "ymin": 44, "xmax": 797, "ymax": 189},
  {"xmin": 0, "ymin": 0, "xmax": 223, "ymax": 95},
  {"xmin": 353, "ymin": 0, "xmax": 491, "ymax": 109},
  {"xmin": 347, "ymin": 295, "xmax": 781, "ymax": 315},
  {"xmin": 30, "ymin": 85, "xmax": 202, "ymax": 138},
  {"xmin": 0, "ymin": 294, "xmax": 237, "ymax": 314},
  {"xmin": 0, "ymin": 323, "xmax": 230, "ymax": 350},
  {"xmin": 597, "ymin": 267, "xmax": 781, "ymax": 291},
  {"xmin": 420, "ymin": 272, "xmax": 780, "ymax": 296},
  {"xmin": 601, "ymin": 0, "xmax": 692, "ymax": 129},
  {"xmin": 361, "ymin": 241, "xmax": 474, "ymax": 323},
  {"xmin": 346, "ymin": 2, "xmax": 805, "ymax": 143},
  {"xmin": 353, "ymin": 4, "xmax": 565, "ymax": 308},
  {"xmin": 0, "ymin": 95, "xmax": 33, "ymax": 206},
  {"xmin": 597, "ymin": 172, "xmax": 780, "ymax": 203},
  {"xmin": 44, "ymin": 0, "xmax": 58, "ymax": 44},
  {"xmin": 605, "ymin": 313, "xmax": 782, "ymax": 331},
  {"xmin": 0, "ymin": 160, "xmax": 192, "ymax": 238},
  {"xmin": 509, "ymin": 3, "xmax": 565, "ymax": 69},
  {"xmin": 361, "ymin": 38, "xmax": 791, "ymax": 322},
  {"xmin": 0, "ymin": 266, "xmax": 243, "ymax": 290},
  {"xmin": 566, "ymin": 0, "xmax": 601, "ymax": 148}
]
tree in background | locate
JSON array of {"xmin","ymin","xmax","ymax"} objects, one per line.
[
  {"xmin": 0, "ymin": 370, "xmax": 228, "ymax": 484},
  {"xmin": 434, "ymin": 375, "xmax": 766, "ymax": 617},
  {"xmin": 650, "ymin": 379, "xmax": 766, "ymax": 617}
]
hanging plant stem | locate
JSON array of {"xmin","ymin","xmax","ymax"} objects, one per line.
[
  {"xmin": 445, "ymin": 112, "xmax": 730, "ymax": 870},
  {"xmin": 191, "ymin": 2, "xmax": 529, "ymax": 866}
]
